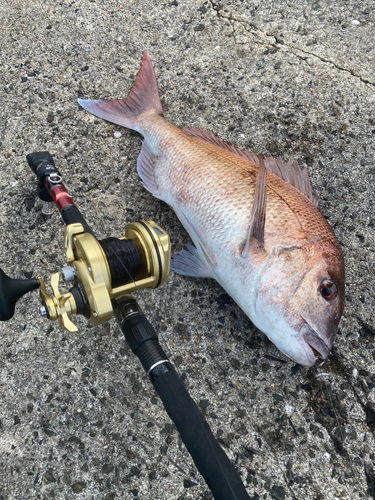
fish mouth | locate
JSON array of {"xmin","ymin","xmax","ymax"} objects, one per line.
[{"xmin": 301, "ymin": 323, "xmax": 331, "ymax": 360}]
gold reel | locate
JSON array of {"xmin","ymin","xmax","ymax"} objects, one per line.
[{"xmin": 39, "ymin": 221, "xmax": 171, "ymax": 332}]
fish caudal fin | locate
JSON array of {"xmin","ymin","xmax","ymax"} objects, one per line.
[{"xmin": 78, "ymin": 52, "xmax": 163, "ymax": 131}]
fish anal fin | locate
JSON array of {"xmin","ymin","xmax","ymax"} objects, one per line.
[
  {"xmin": 171, "ymin": 244, "xmax": 213, "ymax": 278},
  {"xmin": 78, "ymin": 52, "xmax": 163, "ymax": 132},
  {"xmin": 182, "ymin": 127, "xmax": 318, "ymax": 206},
  {"xmin": 242, "ymin": 156, "xmax": 267, "ymax": 256}
]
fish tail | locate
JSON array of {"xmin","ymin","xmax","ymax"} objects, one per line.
[{"xmin": 77, "ymin": 52, "xmax": 163, "ymax": 131}]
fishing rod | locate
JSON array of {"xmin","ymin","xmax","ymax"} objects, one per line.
[{"xmin": 0, "ymin": 152, "xmax": 251, "ymax": 500}]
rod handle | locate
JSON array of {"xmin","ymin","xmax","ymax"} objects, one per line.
[{"xmin": 26, "ymin": 151, "xmax": 55, "ymax": 175}]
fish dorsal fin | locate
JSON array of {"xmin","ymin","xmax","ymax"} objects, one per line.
[
  {"xmin": 182, "ymin": 127, "xmax": 318, "ymax": 207},
  {"xmin": 263, "ymin": 156, "xmax": 318, "ymax": 207},
  {"xmin": 182, "ymin": 127, "xmax": 259, "ymax": 163},
  {"xmin": 242, "ymin": 156, "xmax": 267, "ymax": 256}
]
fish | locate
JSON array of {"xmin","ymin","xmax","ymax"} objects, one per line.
[{"xmin": 78, "ymin": 52, "xmax": 345, "ymax": 367}]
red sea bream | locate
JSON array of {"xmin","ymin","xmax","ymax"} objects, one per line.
[{"xmin": 78, "ymin": 53, "xmax": 345, "ymax": 366}]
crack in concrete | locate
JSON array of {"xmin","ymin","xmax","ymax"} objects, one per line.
[
  {"xmin": 282, "ymin": 43, "xmax": 374, "ymax": 87},
  {"xmin": 208, "ymin": 1, "xmax": 374, "ymax": 87}
]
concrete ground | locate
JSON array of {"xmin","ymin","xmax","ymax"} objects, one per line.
[{"xmin": 0, "ymin": 0, "xmax": 374, "ymax": 499}]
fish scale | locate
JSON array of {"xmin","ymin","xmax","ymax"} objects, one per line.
[
  {"xmin": 78, "ymin": 52, "xmax": 344, "ymax": 367},
  {"xmin": 146, "ymin": 117, "xmax": 329, "ymax": 252}
]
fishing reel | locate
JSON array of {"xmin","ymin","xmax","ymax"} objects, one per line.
[{"xmin": 0, "ymin": 153, "xmax": 170, "ymax": 332}]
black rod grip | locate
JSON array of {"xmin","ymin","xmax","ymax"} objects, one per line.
[
  {"xmin": 60, "ymin": 206, "xmax": 95, "ymax": 236},
  {"xmin": 27, "ymin": 151, "xmax": 95, "ymax": 236},
  {"xmin": 26, "ymin": 151, "xmax": 55, "ymax": 174},
  {"xmin": 115, "ymin": 300, "xmax": 250, "ymax": 499},
  {"xmin": 152, "ymin": 369, "xmax": 250, "ymax": 500}
]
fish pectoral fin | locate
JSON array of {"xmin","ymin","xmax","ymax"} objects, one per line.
[
  {"xmin": 242, "ymin": 156, "xmax": 267, "ymax": 256},
  {"xmin": 137, "ymin": 140, "xmax": 163, "ymax": 200},
  {"xmin": 171, "ymin": 244, "xmax": 214, "ymax": 278}
]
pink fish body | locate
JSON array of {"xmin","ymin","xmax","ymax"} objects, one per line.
[{"xmin": 78, "ymin": 53, "xmax": 345, "ymax": 366}]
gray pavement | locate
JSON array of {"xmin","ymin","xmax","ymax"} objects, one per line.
[{"xmin": 0, "ymin": 1, "xmax": 374, "ymax": 499}]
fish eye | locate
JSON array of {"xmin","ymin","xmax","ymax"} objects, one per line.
[{"xmin": 319, "ymin": 280, "xmax": 338, "ymax": 301}]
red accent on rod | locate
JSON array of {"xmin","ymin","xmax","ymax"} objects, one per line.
[{"xmin": 50, "ymin": 185, "xmax": 74, "ymax": 211}]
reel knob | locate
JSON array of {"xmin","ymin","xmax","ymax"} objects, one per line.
[{"xmin": 0, "ymin": 268, "xmax": 40, "ymax": 321}]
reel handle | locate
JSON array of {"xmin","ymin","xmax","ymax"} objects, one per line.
[{"xmin": 0, "ymin": 268, "xmax": 39, "ymax": 321}]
